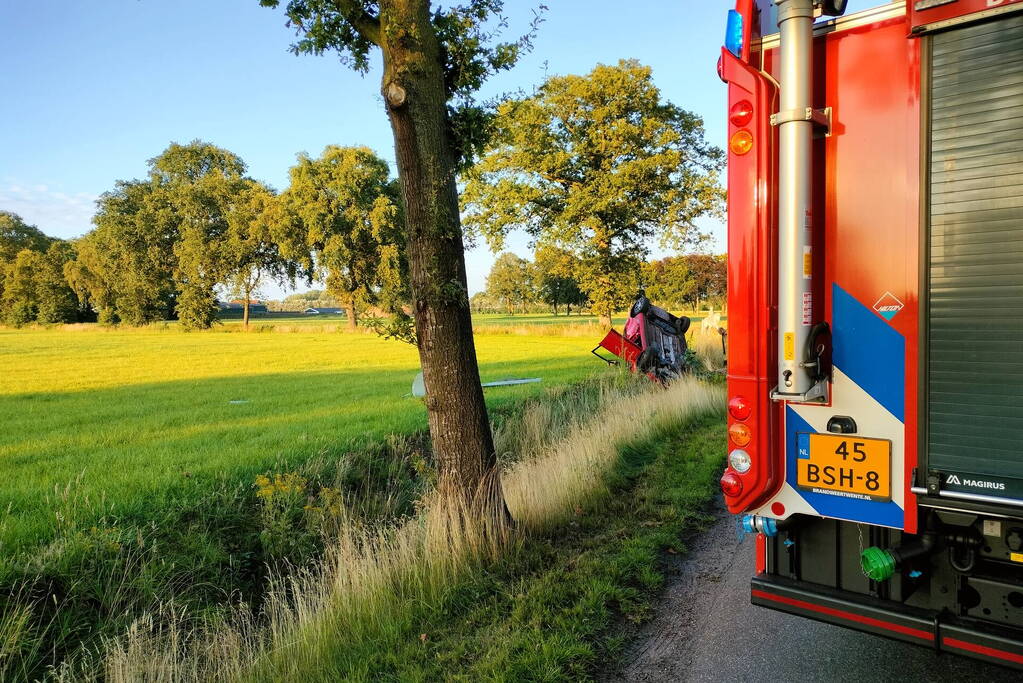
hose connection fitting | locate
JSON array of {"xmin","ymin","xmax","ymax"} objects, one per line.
[
  {"xmin": 861, "ymin": 531, "xmax": 938, "ymax": 582},
  {"xmin": 742, "ymin": 514, "xmax": 802, "ymax": 537}
]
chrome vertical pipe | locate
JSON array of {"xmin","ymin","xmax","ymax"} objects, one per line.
[{"xmin": 774, "ymin": 0, "xmax": 815, "ymax": 396}]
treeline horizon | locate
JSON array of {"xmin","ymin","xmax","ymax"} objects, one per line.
[
  {"xmin": 471, "ymin": 249, "xmax": 726, "ymax": 316},
  {"xmin": 0, "ymin": 141, "xmax": 407, "ymax": 331},
  {"xmin": 1, "ymin": 59, "xmax": 726, "ymax": 332}
]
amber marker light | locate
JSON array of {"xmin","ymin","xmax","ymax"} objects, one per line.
[
  {"xmin": 729, "ymin": 422, "xmax": 752, "ymax": 447},
  {"xmin": 729, "ymin": 130, "xmax": 753, "ymax": 155}
]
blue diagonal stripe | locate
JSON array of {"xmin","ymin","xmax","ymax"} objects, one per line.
[{"xmin": 832, "ymin": 283, "xmax": 905, "ymax": 422}]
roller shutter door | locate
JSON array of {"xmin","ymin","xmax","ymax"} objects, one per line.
[{"xmin": 927, "ymin": 12, "xmax": 1023, "ymax": 483}]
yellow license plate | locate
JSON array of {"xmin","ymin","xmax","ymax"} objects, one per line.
[{"xmin": 796, "ymin": 433, "xmax": 891, "ymax": 501}]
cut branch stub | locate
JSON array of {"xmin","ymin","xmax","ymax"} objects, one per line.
[{"xmin": 385, "ymin": 82, "xmax": 407, "ymax": 109}]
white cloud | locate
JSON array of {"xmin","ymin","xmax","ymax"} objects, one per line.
[{"xmin": 0, "ymin": 182, "xmax": 98, "ymax": 239}]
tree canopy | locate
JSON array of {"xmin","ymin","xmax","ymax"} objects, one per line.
[
  {"xmin": 533, "ymin": 244, "xmax": 586, "ymax": 315},
  {"xmin": 485, "ymin": 252, "xmax": 533, "ymax": 313},
  {"xmin": 77, "ymin": 140, "xmax": 282, "ymax": 329},
  {"xmin": 277, "ymin": 145, "xmax": 405, "ymax": 329},
  {"xmin": 225, "ymin": 181, "xmax": 296, "ymax": 326},
  {"xmin": 0, "ymin": 212, "xmax": 55, "ymax": 315},
  {"xmin": 462, "ymin": 59, "xmax": 724, "ymax": 325},
  {"xmin": 0, "ymin": 212, "xmax": 51, "ymax": 266}
]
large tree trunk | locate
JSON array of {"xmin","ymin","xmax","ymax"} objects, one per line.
[
  {"xmin": 346, "ymin": 295, "xmax": 358, "ymax": 331},
  {"xmin": 379, "ymin": 0, "xmax": 504, "ymax": 517},
  {"xmin": 243, "ymin": 284, "xmax": 251, "ymax": 328}
]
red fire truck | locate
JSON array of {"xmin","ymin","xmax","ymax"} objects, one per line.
[{"xmin": 720, "ymin": 0, "xmax": 1023, "ymax": 668}]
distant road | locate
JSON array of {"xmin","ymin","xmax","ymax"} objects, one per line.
[{"xmin": 611, "ymin": 497, "xmax": 1018, "ymax": 683}]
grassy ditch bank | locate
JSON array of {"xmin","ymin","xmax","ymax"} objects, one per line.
[
  {"xmin": 316, "ymin": 415, "xmax": 728, "ymax": 681},
  {"xmin": 68, "ymin": 378, "xmax": 725, "ymax": 681}
]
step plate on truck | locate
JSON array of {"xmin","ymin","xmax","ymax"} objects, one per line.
[{"xmin": 752, "ymin": 574, "xmax": 1023, "ymax": 669}]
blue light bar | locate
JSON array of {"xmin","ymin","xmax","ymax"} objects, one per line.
[{"xmin": 725, "ymin": 9, "xmax": 744, "ymax": 58}]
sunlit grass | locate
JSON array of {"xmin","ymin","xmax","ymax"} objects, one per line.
[{"xmin": 0, "ymin": 325, "xmax": 604, "ymax": 553}]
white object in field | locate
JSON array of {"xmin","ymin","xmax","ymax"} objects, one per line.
[
  {"xmin": 410, "ymin": 372, "xmax": 540, "ymax": 398},
  {"xmin": 701, "ymin": 308, "xmax": 721, "ymax": 333},
  {"xmin": 482, "ymin": 378, "xmax": 542, "ymax": 388}
]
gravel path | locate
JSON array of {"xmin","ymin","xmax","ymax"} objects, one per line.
[{"xmin": 607, "ymin": 496, "xmax": 1019, "ymax": 683}]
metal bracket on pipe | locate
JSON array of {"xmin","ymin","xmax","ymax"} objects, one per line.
[
  {"xmin": 769, "ymin": 378, "xmax": 829, "ymax": 404},
  {"xmin": 770, "ymin": 106, "xmax": 832, "ymax": 136}
]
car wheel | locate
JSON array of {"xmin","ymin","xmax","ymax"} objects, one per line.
[
  {"xmin": 631, "ymin": 296, "xmax": 651, "ymax": 317},
  {"xmin": 675, "ymin": 316, "xmax": 691, "ymax": 336}
]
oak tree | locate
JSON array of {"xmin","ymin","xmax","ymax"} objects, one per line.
[
  {"xmin": 277, "ymin": 146, "xmax": 401, "ymax": 331},
  {"xmin": 533, "ymin": 244, "xmax": 586, "ymax": 316},
  {"xmin": 225, "ymin": 181, "xmax": 296, "ymax": 328},
  {"xmin": 35, "ymin": 241, "xmax": 79, "ymax": 323},
  {"xmin": 260, "ymin": 0, "xmax": 542, "ymax": 513},
  {"xmin": 463, "ymin": 60, "xmax": 724, "ymax": 326},
  {"xmin": 679, "ymin": 253, "xmax": 726, "ymax": 312},
  {"xmin": 157, "ymin": 142, "xmax": 249, "ymax": 330},
  {"xmin": 0, "ymin": 211, "xmax": 51, "ymax": 304},
  {"xmin": 1, "ymin": 249, "xmax": 42, "ymax": 326},
  {"xmin": 485, "ymin": 251, "xmax": 533, "ymax": 313},
  {"xmin": 642, "ymin": 256, "xmax": 694, "ymax": 310}
]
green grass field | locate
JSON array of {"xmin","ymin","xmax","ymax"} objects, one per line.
[
  {"xmin": 217, "ymin": 309, "xmax": 724, "ymax": 328},
  {"xmin": 0, "ymin": 325, "xmax": 606, "ymax": 554}
]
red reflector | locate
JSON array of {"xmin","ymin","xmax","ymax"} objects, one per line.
[
  {"xmin": 721, "ymin": 471, "xmax": 743, "ymax": 497},
  {"xmin": 729, "ymin": 100, "xmax": 753, "ymax": 127},
  {"xmin": 728, "ymin": 396, "xmax": 752, "ymax": 421}
]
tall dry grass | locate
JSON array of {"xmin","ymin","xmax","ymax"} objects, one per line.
[
  {"xmin": 689, "ymin": 325, "xmax": 728, "ymax": 373},
  {"xmin": 56, "ymin": 377, "xmax": 723, "ymax": 682}
]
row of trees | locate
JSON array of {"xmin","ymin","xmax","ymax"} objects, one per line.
[
  {"xmin": 0, "ymin": 143, "xmax": 409, "ymax": 330},
  {"xmin": 475, "ymin": 248, "xmax": 586, "ymax": 315},
  {"xmin": 474, "ymin": 249, "xmax": 726, "ymax": 316},
  {"xmin": 0, "ymin": 212, "xmax": 80, "ymax": 326}
]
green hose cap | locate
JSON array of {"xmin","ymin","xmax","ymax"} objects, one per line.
[{"xmin": 861, "ymin": 546, "xmax": 896, "ymax": 582}]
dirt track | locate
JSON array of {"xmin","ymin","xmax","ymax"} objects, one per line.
[{"xmin": 606, "ymin": 497, "xmax": 1019, "ymax": 683}]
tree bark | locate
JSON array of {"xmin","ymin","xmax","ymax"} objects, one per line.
[
  {"xmin": 378, "ymin": 0, "xmax": 504, "ymax": 516},
  {"xmin": 243, "ymin": 285, "xmax": 251, "ymax": 328},
  {"xmin": 346, "ymin": 295, "xmax": 358, "ymax": 331}
]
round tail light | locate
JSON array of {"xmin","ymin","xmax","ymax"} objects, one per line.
[
  {"xmin": 720, "ymin": 471, "xmax": 743, "ymax": 497},
  {"xmin": 728, "ymin": 449, "xmax": 752, "ymax": 473},
  {"xmin": 728, "ymin": 396, "xmax": 752, "ymax": 421},
  {"xmin": 729, "ymin": 100, "xmax": 754, "ymax": 127}
]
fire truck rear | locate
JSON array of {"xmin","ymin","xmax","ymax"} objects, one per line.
[{"xmin": 720, "ymin": 0, "xmax": 1023, "ymax": 668}]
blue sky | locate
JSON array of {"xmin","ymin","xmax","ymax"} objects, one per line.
[{"xmin": 0, "ymin": 0, "xmax": 881, "ymax": 296}]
